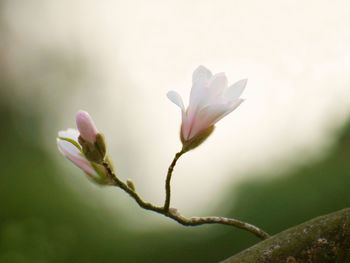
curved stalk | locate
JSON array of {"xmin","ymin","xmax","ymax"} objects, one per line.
[{"xmin": 102, "ymin": 157, "xmax": 270, "ymax": 240}]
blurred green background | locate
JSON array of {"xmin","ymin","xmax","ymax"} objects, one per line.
[
  {"xmin": 2, "ymin": 0, "xmax": 350, "ymax": 262},
  {"xmin": 2, "ymin": 76, "xmax": 350, "ymax": 263}
]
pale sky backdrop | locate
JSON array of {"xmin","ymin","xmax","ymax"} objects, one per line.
[{"xmin": 4, "ymin": 0, "xmax": 350, "ymax": 229}]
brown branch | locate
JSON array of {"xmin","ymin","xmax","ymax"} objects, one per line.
[
  {"xmin": 102, "ymin": 156, "xmax": 270, "ymax": 240},
  {"xmin": 165, "ymin": 212, "xmax": 270, "ymax": 239},
  {"xmin": 102, "ymin": 160, "xmax": 164, "ymax": 213}
]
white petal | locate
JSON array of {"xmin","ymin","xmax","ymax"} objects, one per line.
[
  {"xmin": 57, "ymin": 138, "xmax": 81, "ymax": 156},
  {"xmin": 211, "ymin": 98, "xmax": 245, "ymax": 124},
  {"xmin": 188, "ymin": 99, "xmax": 244, "ymax": 139},
  {"xmin": 192, "ymin": 65, "xmax": 212, "ymax": 85},
  {"xmin": 187, "ymin": 70, "xmax": 227, "ymax": 131},
  {"xmin": 225, "ymin": 79, "xmax": 247, "ymax": 101},
  {"xmin": 167, "ymin": 91, "xmax": 185, "ymax": 111},
  {"xmin": 188, "ymin": 86, "xmax": 211, "ymax": 120},
  {"xmin": 188, "ymin": 104, "xmax": 230, "ymax": 139},
  {"xmin": 207, "ymin": 73, "xmax": 228, "ymax": 103},
  {"xmin": 58, "ymin": 129, "xmax": 80, "ymax": 141},
  {"xmin": 189, "ymin": 84, "xmax": 210, "ymax": 110},
  {"xmin": 57, "ymin": 138, "xmax": 97, "ymax": 176},
  {"xmin": 189, "ymin": 66, "xmax": 213, "ymax": 112}
]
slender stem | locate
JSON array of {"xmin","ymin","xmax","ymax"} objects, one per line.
[
  {"xmin": 164, "ymin": 150, "xmax": 185, "ymax": 212},
  {"xmin": 102, "ymin": 161, "xmax": 164, "ymax": 213},
  {"xmin": 102, "ymin": 157, "xmax": 270, "ymax": 240}
]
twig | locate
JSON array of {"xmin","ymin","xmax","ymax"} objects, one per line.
[
  {"xmin": 164, "ymin": 150, "xmax": 185, "ymax": 211},
  {"xmin": 102, "ymin": 161, "xmax": 164, "ymax": 213},
  {"xmin": 102, "ymin": 154, "xmax": 270, "ymax": 240}
]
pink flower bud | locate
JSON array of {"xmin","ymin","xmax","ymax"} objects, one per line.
[
  {"xmin": 76, "ymin": 110, "xmax": 98, "ymax": 143},
  {"xmin": 57, "ymin": 128, "xmax": 109, "ymax": 185}
]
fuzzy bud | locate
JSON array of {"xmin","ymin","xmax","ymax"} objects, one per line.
[
  {"xmin": 78, "ymin": 133, "xmax": 106, "ymax": 164},
  {"xmin": 126, "ymin": 179, "xmax": 136, "ymax": 191}
]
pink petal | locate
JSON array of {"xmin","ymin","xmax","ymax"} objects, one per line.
[
  {"xmin": 181, "ymin": 113, "xmax": 191, "ymax": 140},
  {"xmin": 57, "ymin": 138, "xmax": 98, "ymax": 176},
  {"xmin": 167, "ymin": 91, "xmax": 191, "ymax": 139},
  {"xmin": 76, "ymin": 110, "xmax": 98, "ymax": 143}
]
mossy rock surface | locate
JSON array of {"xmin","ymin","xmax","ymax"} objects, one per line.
[{"xmin": 222, "ymin": 208, "xmax": 350, "ymax": 263}]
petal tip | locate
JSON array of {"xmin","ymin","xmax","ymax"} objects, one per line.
[
  {"xmin": 167, "ymin": 90, "xmax": 185, "ymax": 111},
  {"xmin": 195, "ymin": 65, "xmax": 209, "ymax": 72},
  {"xmin": 75, "ymin": 110, "xmax": 98, "ymax": 143},
  {"xmin": 75, "ymin": 110, "xmax": 89, "ymax": 120},
  {"xmin": 192, "ymin": 65, "xmax": 212, "ymax": 83},
  {"xmin": 166, "ymin": 90, "xmax": 176, "ymax": 99}
]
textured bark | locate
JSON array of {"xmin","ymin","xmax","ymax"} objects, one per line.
[{"xmin": 222, "ymin": 208, "xmax": 350, "ymax": 263}]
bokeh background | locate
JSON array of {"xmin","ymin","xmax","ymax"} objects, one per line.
[{"xmin": 1, "ymin": 0, "xmax": 350, "ymax": 262}]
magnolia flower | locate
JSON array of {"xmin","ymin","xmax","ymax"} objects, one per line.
[
  {"xmin": 57, "ymin": 111, "xmax": 108, "ymax": 184},
  {"xmin": 167, "ymin": 66, "xmax": 246, "ymax": 149}
]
